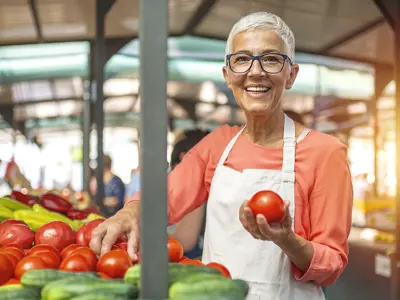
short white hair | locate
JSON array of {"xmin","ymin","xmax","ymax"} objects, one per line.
[{"xmin": 225, "ymin": 12, "xmax": 295, "ymax": 63}]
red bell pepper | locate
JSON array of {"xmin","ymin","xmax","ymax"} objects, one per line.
[
  {"xmin": 66, "ymin": 209, "xmax": 91, "ymax": 220},
  {"xmin": 40, "ymin": 193, "xmax": 72, "ymax": 214},
  {"xmin": 10, "ymin": 191, "xmax": 38, "ymax": 207}
]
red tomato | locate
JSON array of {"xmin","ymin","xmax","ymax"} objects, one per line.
[
  {"xmin": 0, "ymin": 222, "xmax": 34, "ymax": 249},
  {"xmin": 1, "ymin": 243, "xmax": 24, "ymax": 251},
  {"xmin": 167, "ymin": 237, "xmax": 183, "ymax": 262},
  {"xmin": 179, "ymin": 259, "xmax": 203, "ymax": 266},
  {"xmin": 0, "ymin": 254, "xmax": 14, "ymax": 285},
  {"xmin": 207, "ymin": 262, "xmax": 231, "ymax": 278},
  {"xmin": 97, "ymin": 250, "xmax": 133, "ymax": 278},
  {"xmin": 179, "ymin": 256, "xmax": 188, "ymax": 262},
  {"xmin": 68, "ymin": 247, "xmax": 97, "ymax": 270},
  {"xmin": 83, "ymin": 219, "xmax": 105, "ymax": 246},
  {"xmin": 2, "ymin": 253, "xmax": 19, "ymax": 268},
  {"xmin": 0, "ymin": 220, "xmax": 28, "ymax": 227},
  {"xmin": 75, "ymin": 226, "xmax": 86, "ymax": 246},
  {"xmin": 28, "ymin": 244, "xmax": 60, "ymax": 256},
  {"xmin": 248, "ymin": 190, "xmax": 285, "ymax": 223},
  {"xmin": 59, "ymin": 254, "xmax": 91, "ymax": 272},
  {"xmin": 115, "ymin": 242, "xmax": 128, "ymax": 251},
  {"xmin": 23, "ymin": 249, "xmax": 30, "ymax": 255},
  {"xmin": 3, "ymin": 278, "xmax": 20, "ymax": 285},
  {"xmin": 97, "ymin": 272, "xmax": 112, "ymax": 279},
  {"xmin": 60, "ymin": 244, "xmax": 83, "ymax": 260},
  {"xmin": 35, "ymin": 221, "xmax": 75, "ymax": 251},
  {"xmin": 0, "ymin": 247, "xmax": 25, "ymax": 260},
  {"xmin": 14, "ymin": 256, "xmax": 47, "ymax": 279},
  {"xmin": 33, "ymin": 251, "xmax": 61, "ymax": 269}
]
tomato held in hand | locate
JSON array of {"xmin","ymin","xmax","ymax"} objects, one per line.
[
  {"xmin": 167, "ymin": 237, "xmax": 183, "ymax": 262},
  {"xmin": 207, "ymin": 262, "xmax": 231, "ymax": 278},
  {"xmin": 0, "ymin": 254, "xmax": 13, "ymax": 285},
  {"xmin": 97, "ymin": 249, "xmax": 133, "ymax": 278},
  {"xmin": 33, "ymin": 251, "xmax": 61, "ymax": 269},
  {"xmin": 59, "ymin": 254, "xmax": 91, "ymax": 272},
  {"xmin": 248, "ymin": 190, "xmax": 285, "ymax": 223},
  {"xmin": 14, "ymin": 256, "xmax": 47, "ymax": 279}
]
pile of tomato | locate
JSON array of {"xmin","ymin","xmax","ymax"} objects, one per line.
[{"xmin": 0, "ymin": 216, "xmax": 231, "ymax": 286}]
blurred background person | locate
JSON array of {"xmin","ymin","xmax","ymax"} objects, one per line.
[{"xmin": 169, "ymin": 128, "xmax": 210, "ymax": 259}]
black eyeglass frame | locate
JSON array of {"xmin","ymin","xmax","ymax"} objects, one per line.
[{"xmin": 226, "ymin": 53, "xmax": 293, "ymax": 74}]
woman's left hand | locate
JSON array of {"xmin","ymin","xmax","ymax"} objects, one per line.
[{"xmin": 239, "ymin": 200, "xmax": 293, "ymax": 244}]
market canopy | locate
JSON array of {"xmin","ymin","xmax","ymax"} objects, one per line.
[{"xmin": 0, "ymin": 0, "xmax": 392, "ymax": 66}]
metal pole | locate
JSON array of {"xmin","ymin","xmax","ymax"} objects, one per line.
[
  {"xmin": 392, "ymin": 15, "xmax": 400, "ymax": 300},
  {"xmin": 82, "ymin": 78, "xmax": 91, "ymax": 193},
  {"xmin": 138, "ymin": 0, "xmax": 169, "ymax": 299},
  {"xmin": 94, "ymin": 0, "xmax": 106, "ymax": 212}
]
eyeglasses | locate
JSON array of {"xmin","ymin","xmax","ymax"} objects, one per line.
[{"xmin": 226, "ymin": 53, "xmax": 292, "ymax": 74}]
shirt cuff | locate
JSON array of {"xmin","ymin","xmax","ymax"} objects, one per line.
[{"xmin": 292, "ymin": 241, "xmax": 329, "ymax": 282}]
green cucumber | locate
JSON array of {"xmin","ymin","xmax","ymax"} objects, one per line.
[
  {"xmin": 124, "ymin": 262, "xmax": 221, "ymax": 287},
  {"xmin": 169, "ymin": 273, "xmax": 249, "ymax": 299},
  {"xmin": 171, "ymin": 295, "xmax": 246, "ymax": 300},
  {"xmin": 42, "ymin": 277, "xmax": 138, "ymax": 300},
  {"xmin": 0, "ymin": 284, "xmax": 40, "ymax": 300},
  {"xmin": 69, "ymin": 293, "xmax": 130, "ymax": 300},
  {"xmin": 21, "ymin": 269, "xmax": 99, "ymax": 289}
]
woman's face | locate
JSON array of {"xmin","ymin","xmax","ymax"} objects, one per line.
[{"xmin": 223, "ymin": 28, "xmax": 299, "ymax": 117}]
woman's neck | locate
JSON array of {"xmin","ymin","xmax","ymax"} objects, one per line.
[{"xmin": 244, "ymin": 109, "xmax": 285, "ymax": 146}]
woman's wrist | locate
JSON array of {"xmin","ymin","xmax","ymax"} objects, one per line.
[{"xmin": 275, "ymin": 231, "xmax": 314, "ymax": 272}]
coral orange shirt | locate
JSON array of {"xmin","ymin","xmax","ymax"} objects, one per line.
[{"xmin": 132, "ymin": 125, "xmax": 353, "ymax": 286}]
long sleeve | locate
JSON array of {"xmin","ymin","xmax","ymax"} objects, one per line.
[
  {"xmin": 293, "ymin": 143, "xmax": 353, "ymax": 286},
  {"xmin": 166, "ymin": 148, "xmax": 209, "ymax": 224}
]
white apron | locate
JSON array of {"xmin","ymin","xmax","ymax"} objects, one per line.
[{"xmin": 202, "ymin": 115, "xmax": 325, "ymax": 300}]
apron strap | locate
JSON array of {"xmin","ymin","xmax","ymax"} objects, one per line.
[
  {"xmin": 216, "ymin": 126, "xmax": 246, "ymax": 167},
  {"xmin": 281, "ymin": 115, "xmax": 296, "ymax": 204}
]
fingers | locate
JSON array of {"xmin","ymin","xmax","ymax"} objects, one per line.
[
  {"xmin": 257, "ymin": 215, "xmax": 273, "ymax": 239},
  {"xmin": 127, "ymin": 226, "xmax": 139, "ymax": 260},
  {"xmin": 239, "ymin": 202, "xmax": 262, "ymax": 239},
  {"xmin": 244, "ymin": 207, "xmax": 260, "ymax": 234},
  {"xmin": 100, "ymin": 225, "xmax": 122, "ymax": 257},
  {"xmin": 90, "ymin": 224, "xmax": 107, "ymax": 256}
]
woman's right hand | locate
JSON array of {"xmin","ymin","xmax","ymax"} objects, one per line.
[{"xmin": 90, "ymin": 201, "xmax": 140, "ymax": 260}]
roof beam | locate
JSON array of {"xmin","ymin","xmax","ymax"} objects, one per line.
[
  {"xmin": 319, "ymin": 17, "xmax": 386, "ymax": 53},
  {"xmin": 183, "ymin": 0, "xmax": 218, "ymax": 34},
  {"xmin": 373, "ymin": 0, "xmax": 396, "ymax": 29},
  {"xmin": 28, "ymin": 0, "xmax": 43, "ymax": 42}
]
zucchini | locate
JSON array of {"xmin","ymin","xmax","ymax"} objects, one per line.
[
  {"xmin": 169, "ymin": 273, "xmax": 248, "ymax": 299},
  {"xmin": 42, "ymin": 277, "xmax": 138, "ymax": 300},
  {"xmin": 21, "ymin": 269, "xmax": 99, "ymax": 289},
  {"xmin": 0, "ymin": 284, "xmax": 40, "ymax": 300},
  {"xmin": 124, "ymin": 262, "xmax": 221, "ymax": 287}
]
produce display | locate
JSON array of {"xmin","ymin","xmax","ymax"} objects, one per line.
[{"xmin": 0, "ymin": 191, "xmax": 249, "ymax": 299}]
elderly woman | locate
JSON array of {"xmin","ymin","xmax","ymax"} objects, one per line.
[{"xmin": 90, "ymin": 11, "xmax": 353, "ymax": 300}]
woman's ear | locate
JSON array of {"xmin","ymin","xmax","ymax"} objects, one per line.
[
  {"xmin": 286, "ymin": 64, "xmax": 299, "ymax": 90},
  {"xmin": 222, "ymin": 66, "xmax": 232, "ymax": 88}
]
